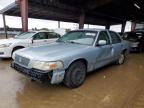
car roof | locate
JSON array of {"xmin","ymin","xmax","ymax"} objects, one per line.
[
  {"xmin": 72, "ymin": 29, "xmax": 119, "ymax": 33},
  {"xmin": 28, "ymin": 30, "xmax": 54, "ymax": 33},
  {"xmin": 74, "ymin": 29, "xmax": 107, "ymax": 32}
]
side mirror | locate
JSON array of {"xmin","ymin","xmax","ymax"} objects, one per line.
[{"xmin": 97, "ymin": 40, "xmax": 107, "ymax": 46}]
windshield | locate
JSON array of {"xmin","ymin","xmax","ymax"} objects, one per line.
[
  {"xmin": 57, "ymin": 31, "xmax": 97, "ymax": 45},
  {"xmin": 15, "ymin": 32, "xmax": 36, "ymax": 39},
  {"xmin": 124, "ymin": 32, "xmax": 144, "ymax": 42}
]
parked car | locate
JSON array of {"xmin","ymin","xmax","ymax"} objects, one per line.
[
  {"xmin": 0, "ymin": 31, "xmax": 61, "ymax": 58},
  {"xmin": 123, "ymin": 31, "xmax": 144, "ymax": 52},
  {"xmin": 11, "ymin": 29, "xmax": 129, "ymax": 88}
]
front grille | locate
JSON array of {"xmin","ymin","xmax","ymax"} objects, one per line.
[{"xmin": 15, "ymin": 54, "xmax": 30, "ymax": 67}]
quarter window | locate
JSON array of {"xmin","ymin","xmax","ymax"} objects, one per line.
[{"xmin": 109, "ymin": 31, "xmax": 121, "ymax": 44}]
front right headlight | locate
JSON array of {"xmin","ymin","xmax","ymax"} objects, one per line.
[{"xmin": 32, "ymin": 60, "xmax": 64, "ymax": 71}]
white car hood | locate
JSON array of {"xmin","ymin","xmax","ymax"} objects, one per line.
[{"xmin": 0, "ymin": 38, "xmax": 22, "ymax": 44}]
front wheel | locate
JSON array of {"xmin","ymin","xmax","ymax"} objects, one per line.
[
  {"xmin": 116, "ymin": 53, "xmax": 126, "ymax": 65},
  {"xmin": 63, "ymin": 61, "xmax": 86, "ymax": 88}
]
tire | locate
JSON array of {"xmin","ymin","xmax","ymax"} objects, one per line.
[
  {"xmin": 116, "ymin": 53, "xmax": 126, "ymax": 65},
  {"xmin": 64, "ymin": 61, "xmax": 86, "ymax": 88}
]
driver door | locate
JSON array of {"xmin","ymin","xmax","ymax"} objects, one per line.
[{"xmin": 95, "ymin": 31, "xmax": 113, "ymax": 68}]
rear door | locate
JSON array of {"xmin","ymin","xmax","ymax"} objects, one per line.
[
  {"xmin": 109, "ymin": 31, "xmax": 123, "ymax": 60},
  {"xmin": 46, "ymin": 32, "xmax": 61, "ymax": 43},
  {"xmin": 95, "ymin": 31, "xmax": 113, "ymax": 68},
  {"xmin": 32, "ymin": 32, "xmax": 48, "ymax": 46}
]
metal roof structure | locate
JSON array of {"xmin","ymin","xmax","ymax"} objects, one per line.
[{"xmin": 1, "ymin": 0, "xmax": 144, "ymax": 26}]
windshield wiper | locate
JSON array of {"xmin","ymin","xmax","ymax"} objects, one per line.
[
  {"xmin": 67, "ymin": 40, "xmax": 81, "ymax": 44},
  {"xmin": 57, "ymin": 40, "xmax": 81, "ymax": 44}
]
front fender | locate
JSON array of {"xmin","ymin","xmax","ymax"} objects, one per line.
[{"xmin": 62, "ymin": 54, "xmax": 94, "ymax": 72}]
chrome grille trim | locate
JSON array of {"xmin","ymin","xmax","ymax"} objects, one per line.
[{"xmin": 15, "ymin": 54, "xmax": 30, "ymax": 67}]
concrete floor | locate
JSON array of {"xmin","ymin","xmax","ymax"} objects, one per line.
[{"xmin": 0, "ymin": 54, "xmax": 144, "ymax": 108}]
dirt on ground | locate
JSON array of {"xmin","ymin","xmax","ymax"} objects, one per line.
[{"xmin": 0, "ymin": 54, "xmax": 144, "ymax": 108}]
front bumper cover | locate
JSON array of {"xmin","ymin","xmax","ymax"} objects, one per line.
[
  {"xmin": 11, "ymin": 62, "xmax": 65, "ymax": 84},
  {"xmin": 11, "ymin": 62, "xmax": 51, "ymax": 81}
]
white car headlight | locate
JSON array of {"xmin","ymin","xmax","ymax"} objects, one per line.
[
  {"xmin": 32, "ymin": 61, "xmax": 64, "ymax": 71},
  {"xmin": 0, "ymin": 43, "xmax": 12, "ymax": 48},
  {"xmin": 12, "ymin": 52, "xmax": 16, "ymax": 60}
]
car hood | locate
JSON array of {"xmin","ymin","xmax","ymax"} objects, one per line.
[
  {"xmin": 15, "ymin": 42, "xmax": 90, "ymax": 61},
  {"xmin": 0, "ymin": 38, "xmax": 22, "ymax": 44}
]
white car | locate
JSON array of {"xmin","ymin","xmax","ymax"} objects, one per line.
[{"xmin": 0, "ymin": 31, "xmax": 61, "ymax": 58}]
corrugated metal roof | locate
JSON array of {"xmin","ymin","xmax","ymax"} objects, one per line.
[{"xmin": 0, "ymin": 0, "xmax": 144, "ymax": 25}]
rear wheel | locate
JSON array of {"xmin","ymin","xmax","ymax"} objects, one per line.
[
  {"xmin": 116, "ymin": 53, "xmax": 125, "ymax": 65},
  {"xmin": 64, "ymin": 61, "xmax": 86, "ymax": 88}
]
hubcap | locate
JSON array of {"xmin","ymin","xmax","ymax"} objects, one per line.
[
  {"xmin": 119, "ymin": 54, "xmax": 124, "ymax": 64},
  {"xmin": 73, "ymin": 67, "xmax": 86, "ymax": 85}
]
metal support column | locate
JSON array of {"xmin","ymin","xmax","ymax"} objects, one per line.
[
  {"xmin": 106, "ymin": 24, "xmax": 110, "ymax": 29},
  {"xmin": 87, "ymin": 24, "xmax": 89, "ymax": 29},
  {"xmin": 131, "ymin": 22, "xmax": 136, "ymax": 32},
  {"xmin": 58, "ymin": 21, "xmax": 60, "ymax": 28},
  {"xmin": 2, "ymin": 14, "xmax": 8, "ymax": 39},
  {"xmin": 121, "ymin": 21, "xmax": 126, "ymax": 33},
  {"xmin": 79, "ymin": 11, "xmax": 85, "ymax": 29},
  {"xmin": 19, "ymin": 0, "xmax": 28, "ymax": 32},
  {"xmin": 106, "ymin": 21, "xmax": 110, "ymax": 29}
]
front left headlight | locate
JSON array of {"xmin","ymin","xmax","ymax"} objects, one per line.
[
  {"xmin": 32, "ymin": 61, "xmax": 64, "ymax": 71},
  {"xmin": 0, "ymin": 43, "xmax": 12, "ymax": 48}
]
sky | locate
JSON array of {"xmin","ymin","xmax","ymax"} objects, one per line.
[{"xmin": 0, "ymin": 0, "xmax": 132, "ymax": 32}]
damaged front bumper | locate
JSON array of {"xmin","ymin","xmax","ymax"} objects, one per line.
[{"xmin": 11, "ymin": 62, "xmax": 65, "ymax": 84}]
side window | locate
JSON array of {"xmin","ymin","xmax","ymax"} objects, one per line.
[
  {"xmin": 109, "ymin": 31, "xmax": 121, "ymax": 44},
  {"xmin": 97, "ymin": 31, "xmax": 110, "ymax": 45},
  {"xmin": 33, "ymin": 32, "xmax": 48, "ymax": 40},
  {"xmin": 47, "ymin": 32, "xmax": 60, "ymax": 39}
]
